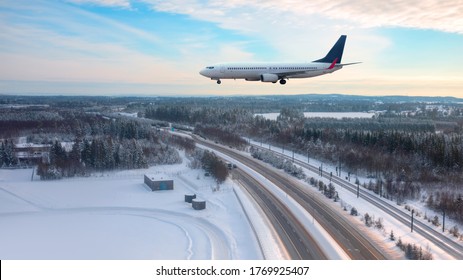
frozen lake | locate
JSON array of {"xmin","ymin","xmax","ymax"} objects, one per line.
[{"xmin": 255, "ymin": 112, "xmax": 376, "ymax": 120}]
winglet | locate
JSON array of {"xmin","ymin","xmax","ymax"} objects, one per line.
[{"xmin": 328, "ymin": 58, "xmax": 338, "ymax": 69}]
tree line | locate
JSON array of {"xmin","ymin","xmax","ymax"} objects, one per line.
[
  {"xmin": 37, "ymin": 137, "xmax": 156, "ymax": 179},
  {"xmin": 145, "ymin": 105, "xmax": 253, "ymax": 126},
  {"xmin": 0, "ymin": 108, "xmax": 186, "ymax": 179},
  {"xmin": 194, "ymin": 125, "xmax": 247, "ymax": 150},
  {"xmin": 188, "ymin": 149, "xmax": 229, "ymax": 184}
]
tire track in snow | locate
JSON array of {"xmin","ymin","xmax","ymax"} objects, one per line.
[
  {"xmin": 0, "ymin": 186, "xmax": 44, "ymax": 210},
  {"xmin": 0, "ymin": 205, "xmax": 231, "ymax": 259}
]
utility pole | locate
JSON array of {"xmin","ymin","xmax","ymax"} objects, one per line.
[
  {"xmin": 357, "ymin": 182, "xmax": 360, "ymax": 198},
  {"xmin": 443, "ymin": 208, "xmax": 446, "ymax": 233},
  {"xmin": 411, "ymin": 209, "xmax": 414, "ymax": 232},
  {"xmin": 307, "ymin": 150, "xmax": 309, "ymax": 163},
  {"xmin": 379, "ymin": 180, "xmax": 383, "ymax": 198},
  {"xmin": 292, "ymin": 150, "xmax": 294, "ymax": 162}
]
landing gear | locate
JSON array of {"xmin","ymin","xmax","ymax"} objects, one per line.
[
  {"xmin": 279, "ymin": 79, "xmax": 287, "ymax": 85},
  {"xmin": 216, "ymin": 79, "xmax": 221, "ymax": 84}
]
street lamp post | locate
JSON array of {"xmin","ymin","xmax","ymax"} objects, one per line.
[
  {"xmin": 442, "ymin": 208, "xmax": 446, "ymax": 233},
  {"xmin": 411, "ymin": 209, "xmax": 414, "ymax": 232}
]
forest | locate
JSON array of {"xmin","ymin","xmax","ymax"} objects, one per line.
[
  {"xmin": 140, "ymin": 95, "xmax": 463, "ymax": 223},
  {"xmin": 0, "ymin": 106, "xmax": 183, "ymax": 179},
  {"xmin": 1, "ymin": 94, "xmax": 463, "ymax": 222}
]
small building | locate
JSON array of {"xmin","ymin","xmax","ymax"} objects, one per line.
[
  {"xmin": 192, "ymin": 199, "xmax": 206, "ymax": 210},
  {"xmin": 14, "ymin": 143, "xmax": 51, "ymax": 165},
  {"xmin": 144, "ymin": 175, "xmax": 174, "ymax": 191}
]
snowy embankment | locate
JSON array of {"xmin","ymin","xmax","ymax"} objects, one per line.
[
  {"xmin": 0, "ymin": 153, "xmax": 264, "ymax": 260},
  {"xmin": 249, "ymin": 140, "xmax": 461, "ymax": 260},
  {"xmin": 232, "ymin": 181, "xmax": 288, "ymax": 260}
]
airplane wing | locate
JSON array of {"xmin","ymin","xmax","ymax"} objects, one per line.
[
  {"xmin": 275, "ymin": 61, "xmax": 338, "ymax": 79},
  {"xmin": 274, "ymin": 70, "xmax": 314, "ymax": 78},
  {"xmin": 274, "ymin": 60, "xmax": 361, "ymax": 79}
]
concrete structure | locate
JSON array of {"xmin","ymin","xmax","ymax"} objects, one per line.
[
  {"xmin": 185, "ymin": 194, "xmax": 196, "ymax": 203},
  {"xmin": 144, "ymin": 175, "xmax": 174, "ymax": 191},
  {"xmin": 192, "ymin": 199, "xmax": 206, "ymax": 210}
]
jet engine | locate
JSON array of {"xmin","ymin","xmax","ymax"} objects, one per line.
[{"xmin": 260, "ymin": 73, "xmax": 279, "ymax": 83}]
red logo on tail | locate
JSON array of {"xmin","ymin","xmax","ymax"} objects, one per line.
[{"xmin": 328, "ymin": 58, "xmax": 338, "ymax": 69}]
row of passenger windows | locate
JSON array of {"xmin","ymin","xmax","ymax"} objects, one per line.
[
  {"xmin": 227, "ymin": 67, "xmax": 317, "ymax": 70},
  {"xmin": 278, "ymin": 67, "xmax": 317, "ymax": 70},
  {"xmin": 227, "ymin": 67, "xmax": 267, "ymax": 70}
]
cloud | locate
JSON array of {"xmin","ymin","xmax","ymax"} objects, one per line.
[
  {"xmin": 144, "ymin": 0, "xmax": 463, "ymax": 35},
  {"xmin": 0, "ymin": 1, "xmax": 192, "ymax": 85}
]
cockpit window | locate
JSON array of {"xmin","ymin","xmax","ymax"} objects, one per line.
[{"xmin": 206, "ymin": 66, "xmax": 214, "ymax": 69}]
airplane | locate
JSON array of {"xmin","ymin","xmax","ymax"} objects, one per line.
[{"xmin": 199, "ymin": 35, "xmax": 360, "ymax": 85}]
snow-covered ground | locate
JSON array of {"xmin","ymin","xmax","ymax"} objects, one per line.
[
  {"xmin": 3, "ymin": 133, "xmax": 460, "ymax": 260},
  {"xmin": 0, "ymin": 152, "xmax": 270, "ymax": 260},
  {"xmin": 255, "ymin": 112, "xmax": 376, "ymax": 120},
  {"xmin": 249, "ymin": 140, "xmax": 462, "ymax": 260}
]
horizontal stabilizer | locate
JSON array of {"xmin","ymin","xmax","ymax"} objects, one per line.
[{"xmin": 339, "ymin": 62, "xmax": 362, "ymax": 66}]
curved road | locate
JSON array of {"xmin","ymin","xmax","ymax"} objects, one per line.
[{"xmin": 194, "ymin": 136, "xmax": 387, "ymax": 259}]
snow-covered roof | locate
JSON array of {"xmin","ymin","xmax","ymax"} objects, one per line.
[
  {"xmin": 15, "ymin": 143, "xmax": 50, "ymax": 149},
  {"xmin": 144, "ymin": 174, "xmax": 173, "ymax": 181}
]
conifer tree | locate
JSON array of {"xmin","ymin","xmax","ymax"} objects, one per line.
[{"xmin": 390, "ymin": 230, "xmax": 395, "ymax": 241}]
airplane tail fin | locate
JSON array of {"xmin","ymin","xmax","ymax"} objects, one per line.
[{"xmin": 313, "ymin": 35, "xmax": 346, "ymax": 64}]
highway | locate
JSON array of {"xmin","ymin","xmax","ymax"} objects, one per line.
[
  {"xmin": 234, "ymin": 169, "xmax": 327, "ymax": 259},
  {"xmin": 252, "ymin": 143, "xmax": 463, "ymax": 259},
  {"xmin": 193, "ymin": 136, "xmax": 387, "ymax": 260}
]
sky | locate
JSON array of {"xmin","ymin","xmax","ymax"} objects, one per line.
[{"xmin": 0, "ymin": 0, "xmax": 462, "ymax": 97}]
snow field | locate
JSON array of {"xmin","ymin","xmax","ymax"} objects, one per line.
[{"xmin": 0, "ymin": 153, "xmax": 263, "ymax": 259}]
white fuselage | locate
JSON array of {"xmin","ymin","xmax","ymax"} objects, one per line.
[{"xmin": 199, "ymin": 62, "xmax": 343, "ymax": 82}]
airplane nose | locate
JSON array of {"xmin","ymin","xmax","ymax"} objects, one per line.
[{"xmin": 199, "ymin": 69, "xmax": 207, "ymax": 76}]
